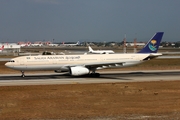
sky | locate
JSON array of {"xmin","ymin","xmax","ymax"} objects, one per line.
[{"xmin": 0, "ymin": 0, "xmax": 180, "ymax": 43}]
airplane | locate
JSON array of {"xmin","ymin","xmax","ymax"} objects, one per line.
[
  {"xmin": 0, "ymin": 45, "xmax": 4, "ymax": 52},
  {"xmin": 61, "ymin": 41, "xmax": 80, "ymax": 46},
  {"xmin": 31, "ymin": 41, "xmax": 43, "ymax": 47},
  {"xmin": 5, "ymin": 32, "xmax": 164, "ymax": 77},
  {"xmin": 18, "ymin": 42, "xmax": 31, "ymax": 47},
  {"xmin": 88, "ymin": 46, "xmax": 115, "ymax": 54},
  {"xmin": 48, "ymin": 43, "xmax": 59, "ymax": 47}
]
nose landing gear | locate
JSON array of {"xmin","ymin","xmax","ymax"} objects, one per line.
[{"xmin": 21, "ymin": 71, "xmax": 25, "ymax": 77}]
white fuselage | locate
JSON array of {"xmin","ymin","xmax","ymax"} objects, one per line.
[
  {"xmin": 89, "ymin": 50, "xmax": 115, "ymax": 54},
  {"xmin": 88, "ymin": 46, "xmax": 115, "ymax": 54},
  {"xmin": 5, "ymin": 53, "xmax": 149, "ymax": 71}
]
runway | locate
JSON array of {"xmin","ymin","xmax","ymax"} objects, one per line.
[{"xmin": 0, "ymin": 70, "xmax": 180, "ymax": 86}]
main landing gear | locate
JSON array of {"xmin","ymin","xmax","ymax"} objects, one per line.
[
  {"xmin": 90, "ymin": 73, "xmax": 100, "ymax": 77},
  {"xmin": 89, "ymin": 68, "xmax": 100, "ymax": 77},
  {"xmin": 21, "ymin": 71, "xmax": 25, "ymax": 78}
]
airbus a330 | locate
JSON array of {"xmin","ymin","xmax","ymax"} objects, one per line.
[{"xmin": 5, "ymin": 32, "xmax": 164, "ymax": 77}]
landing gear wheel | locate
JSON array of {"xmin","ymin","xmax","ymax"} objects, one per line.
[
  {"xmin": 95, "ymin": 73, "xmax": 100, "ymax": 77},
  {"xmin": 90, "ymin": 73, "xmax": 100, "ymax": 77},
  {"xmin": 21, "ymin": 71, "xmax": 25, "ymax": 78},
  {"xmin": 90, "ymin": 68, "xmax": 100, "ymax": 77}
]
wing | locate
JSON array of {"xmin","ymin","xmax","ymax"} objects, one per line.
[
  {"xmin": 84, "ymin": 61, "xmax": 125, "ymax": 68},
  {"xmin": 62, "ymin": 61, "xmax": 125, "ymax": 70}
]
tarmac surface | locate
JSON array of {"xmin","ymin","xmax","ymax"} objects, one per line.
[{"xmin": 1, "ymin": 70, "xmax": 180, "ymax": 86}]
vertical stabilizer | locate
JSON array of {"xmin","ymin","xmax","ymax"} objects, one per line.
[
  {"xmin": 88, "ymin": 46, "xmax": 93, "ymax": 53},
  {"xmin": 138, "ymin": 32, "xmax": 164, "ymax": 53},
  {"xmin": 0, "ymin": 45, "xmax": 4, "ymax": 52},
  {"xmin": 0, "ymin": 45, "xmax": 4, "ymax": 50},
  {"xmin": 76, "ymin": 41, "xmax": 80, "ymax": 45}
]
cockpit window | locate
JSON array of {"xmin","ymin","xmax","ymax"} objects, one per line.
[{"xmin": 8, "ymin": 60, "xmax": 15, "ymax": 62}]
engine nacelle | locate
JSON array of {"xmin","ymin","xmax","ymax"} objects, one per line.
[{"xmin": 69, "ymin": 66, "xmax": 89, "ymax": 76}]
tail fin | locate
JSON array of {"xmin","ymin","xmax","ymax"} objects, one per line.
[
  {"xmin": 0, "ymin": 45, "xmax": 4, "ymax": 50},
  {"xmin": 88, "ymin": 46, "xmax": 93, "ymax": 53},
  {"xmin": 138, "ymin": 32, "xmax": 164, "ymax": 53},
  {"xmin": 76, "ymin": 41, "xmax": 80, "ymax": 45}
]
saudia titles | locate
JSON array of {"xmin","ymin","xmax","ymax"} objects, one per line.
[{"xmin": 148, "ymin": 40, "xmax": 157, "ymax": 51}]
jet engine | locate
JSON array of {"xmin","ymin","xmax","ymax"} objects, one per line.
[{"xmin": 69, "ymin": 66, "xmax": 89, "ymax": 76}]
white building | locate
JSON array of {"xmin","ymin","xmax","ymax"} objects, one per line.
[{"xmin": 126, "ymin": 42, "xmax": 145, "ymax": 47}]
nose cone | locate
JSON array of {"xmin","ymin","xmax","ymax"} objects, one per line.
[
  {"xmin": 5, "ymin": 62, "xmax": 9, "ymax": 67},
  {"xmin": 5, "ymin": 62, "xmax": 10, "ymax": 68}
]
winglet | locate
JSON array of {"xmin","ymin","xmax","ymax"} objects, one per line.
[{"xmin": 138, "ymin": 32, "xmax": 164, "ymax": 53}]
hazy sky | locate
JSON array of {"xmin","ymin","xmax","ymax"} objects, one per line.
[{"xmin": 0, "ymin": 0, "xmax": 180, "ymax": 43}]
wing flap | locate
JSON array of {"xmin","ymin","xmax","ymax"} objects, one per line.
[
  {"xmin": 63, "ymin": 62, "xmax": 125, "ymax": 68},
  {"xmin": 85, "ymin": 62, "xmax": 124, "ymax": 67}
]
